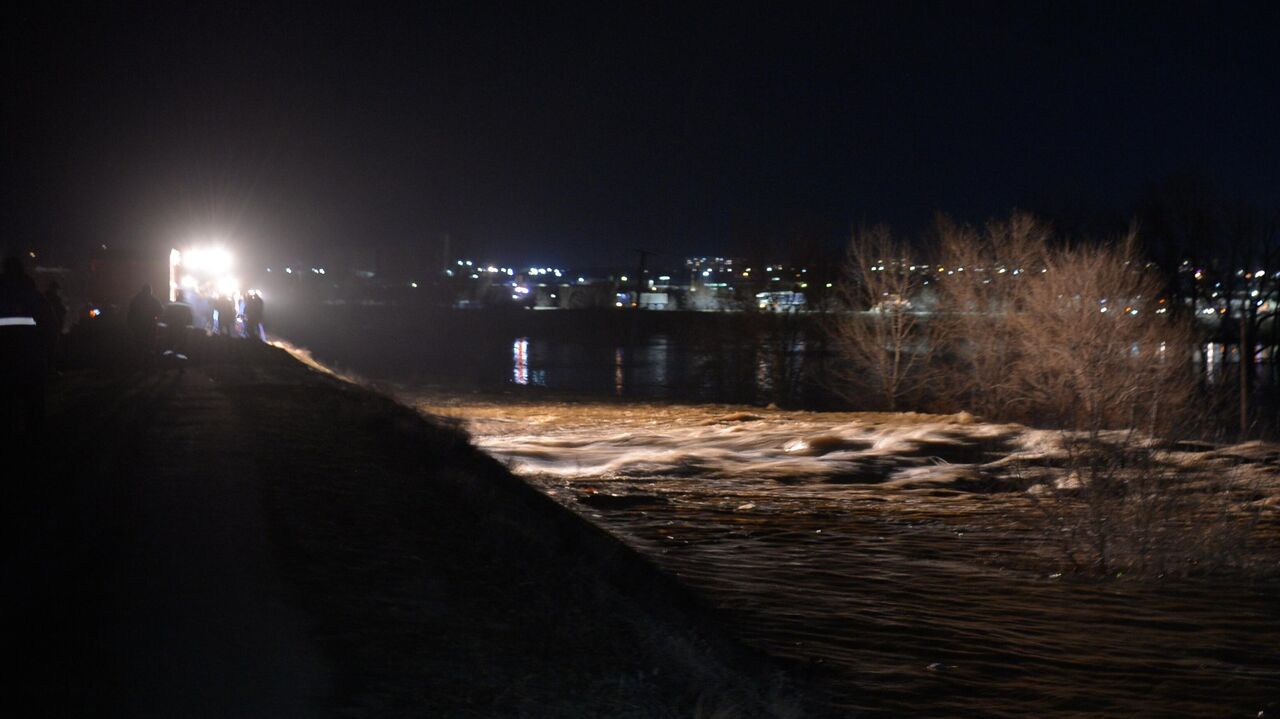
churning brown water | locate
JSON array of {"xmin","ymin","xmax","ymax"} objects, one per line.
[{"xmin": 412, "ymin": 396, "xmax": 1279, "ymax": 717}]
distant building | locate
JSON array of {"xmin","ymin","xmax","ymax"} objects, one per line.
[
  {"xmin": 755, "ymin": 290, "xmax": 806, "ymax": 312},
  {"xmin": 638, "ymin": 292, "xmax": 669, "ymax": 309}
]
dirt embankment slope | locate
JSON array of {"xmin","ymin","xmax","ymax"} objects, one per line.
[{"xmin": 3, "ymin": 341, "xmax": 808, "ymax": 718}]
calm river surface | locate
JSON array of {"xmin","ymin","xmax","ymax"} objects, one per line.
[{"xmin": 278, "ymin": 307, "xmax": 1280, "ymax": 717}]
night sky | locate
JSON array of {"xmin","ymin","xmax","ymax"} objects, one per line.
[{"xmin": 4, "ymin": 1, "xmax": 1278, "ymax": 267}]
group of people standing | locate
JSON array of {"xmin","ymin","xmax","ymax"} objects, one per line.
[
  {"xmin": 199, "ymin": 290, "xmax": 266, "ymax": 340},
  {"xmin": 126, "ymin": 285, "xmax": 267, "ymax": 366},
  {"xmin": 3, "ymin": 254, "xmax": 274, "ymax": 436}
]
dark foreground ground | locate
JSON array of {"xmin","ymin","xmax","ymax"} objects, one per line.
[{"xmin": 2, "ymin": 339, "xmax": 807, "ymax": 717}]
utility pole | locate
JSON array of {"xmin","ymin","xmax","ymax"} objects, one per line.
[
  {"xmin": 633, "ymin": 249, "xmax": 653, "ymax": 309},
  {"xmin": 1240, "ymin": 303, "xmax": 1251, "ymax": 437}
]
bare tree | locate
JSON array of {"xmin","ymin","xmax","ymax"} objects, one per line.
[
  {"xmin": 932, "ymin": 212, "xmax": 1052, "ymax": 419},
  {"xmin": 831, "ymin": 226, "xmax": 933, "ymax": 411},
  {"xmin": 929, "ymin": 213, "xmax": 1198, "ymax": 434},
  {"xmin": 833, "ymin": 210, "xmax": 1256, "ymax": 576},
  {"xmin": 1003, "ymin": 233, "xmax": 1199, "ymax": 435}
]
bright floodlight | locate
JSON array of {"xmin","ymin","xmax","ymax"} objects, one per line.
[
  {"xmin": 204, "ymin": 247, "xmax": 233, "ymax": 274},
  {"xmin": 216, "ymin": 275, "xmax": 240, "ymax": 297},
  {"xmin": 182, "ymin": 245, "xmax": 234, "ymax": 274}
]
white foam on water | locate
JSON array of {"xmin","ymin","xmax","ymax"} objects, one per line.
[{"xmin": 410, "ymin": 396, "xmax": 1280, "ymax": 502}]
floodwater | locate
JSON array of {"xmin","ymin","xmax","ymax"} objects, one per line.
[
  {"xmin": 273, "ymin": 309, "xmax": 1280, "ymax": 716},
  {"xmin": 272, "ymin": 306, "xmax": 837, "ymax": 407},
  {"xmin": 408, "ymin": 397, "xmax": 1280, "ymax": 718}
]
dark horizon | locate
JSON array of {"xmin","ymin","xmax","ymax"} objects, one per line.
[{"xmin": 4, "ymin": 2, "xmax": 1278, "ymax": 268}]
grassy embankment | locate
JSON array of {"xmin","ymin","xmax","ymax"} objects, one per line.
[{"xmin": 5, "ymin": 335, "xmax": 810, "ymax": 717}]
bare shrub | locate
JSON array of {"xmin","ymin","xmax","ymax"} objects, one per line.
[
  {"xmin": 831, "ymin": 225, "xmax": 935, "ymax": 411},
  {"xmin": 832, "ymin": 211, "xmax": 1265, "ymax": 577},
  {"xmin": 1024, "ymin": 436, "xmax": 1271, "ymax": 577},
  {"xmin": 931, "ymin": 212, "xmax": 1052, "ymax": 418},
  {"xmin": 1004, "ymin": 235, "xmax": 1199, "ymax": 435},
  {"xmin": 933, "ymin": 214, "xmax": 1199, "ymax": 432}
]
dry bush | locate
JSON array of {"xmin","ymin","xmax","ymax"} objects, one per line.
[
  {"xmin": 1024, "ymin": 437, "xmax": 1271, "ymax": 577},
  {"xmin": 933, "ymin": 213, "xmax": 1198, "ymax": 434},
  {"xmin": 833, "ymin": 212, "xmax": 1264, "ymax": 577},
  {"xmin": 931, "ymin": 212, "xmax": 1052, "ymax": 418},
  {"xmin": 831, "ymin": 225, "xmax": 935, "ymax": 411},
  {"xmin": 1002, "ymin": 236, "xmax": 1199, "ymax": 435}
]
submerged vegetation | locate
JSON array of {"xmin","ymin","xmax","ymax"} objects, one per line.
[
  {"xmin": 834, "ymin": 212, "xmax": 1274, "ymax": 577},
  {"xmin": 835, "ymin": 212, "xmax": 1197, "ymax": 432},
  {"xmin": 434, "ymin": 398, "xmax": 1279, "ymax": 716}
]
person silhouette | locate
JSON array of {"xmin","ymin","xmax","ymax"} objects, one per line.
[
  {"xmin": 126, "ymin": 283, "xmax": 164, "ymax": 369},
  {"xmin": 162, "ymin": 289, "xmax": 195, "ymax": 359},
  {"xmin": 1, "ymin": 256, "xmax": 55, "ymax": 437},
  {"xmin": 214, "ymin": 293, "xmax": 236, "ymax": 336},
  {"xmin": 43, "ymin": 279, "xmax": 67, "ymax": 370},
  {"xmin": 244, "ymin": 291, "xmax": 265, "ymax": 341}
]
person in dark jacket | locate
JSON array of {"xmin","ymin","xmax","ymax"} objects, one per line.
[
  {"xmin": 126, "ymin": 283, "xmax": 164, "ymax": 369},
  {"xmin": 161, "ymin": 289, "xmax": 195, "ymax": 357},
  {"xmin": 213, "ymin": 293, "xmax": 236, "ymax": 336},
  {"xmin": 43, "ymin": 279, "xmax": 67, "ymax": 370},
  {"xmin": 1, "ymin": 256, "xmax": 54, "ymax": 437},
  {"xmin": 244, "ymin": 291, "xmax": 265, "ymax": 341}
]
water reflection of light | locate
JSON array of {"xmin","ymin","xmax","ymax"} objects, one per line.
[
  {"xmin": 641, "ymin": 335, "xmax": 670, "ymax": 390},
  {"xmin": 614, "ymin": 347, "xmax": 624, "ymax": 395},
  {"xmin": 756, "ymin": 348, "xmax": 773, "ymax": 394},
  {"xmin": 513, "ymin": 337, "xmax": 529, "ymax": 385}
]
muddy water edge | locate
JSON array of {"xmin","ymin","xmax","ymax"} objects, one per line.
[{"xmin": 415, "ymin": 398, "xmax": 1280, "ymax": 719}]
